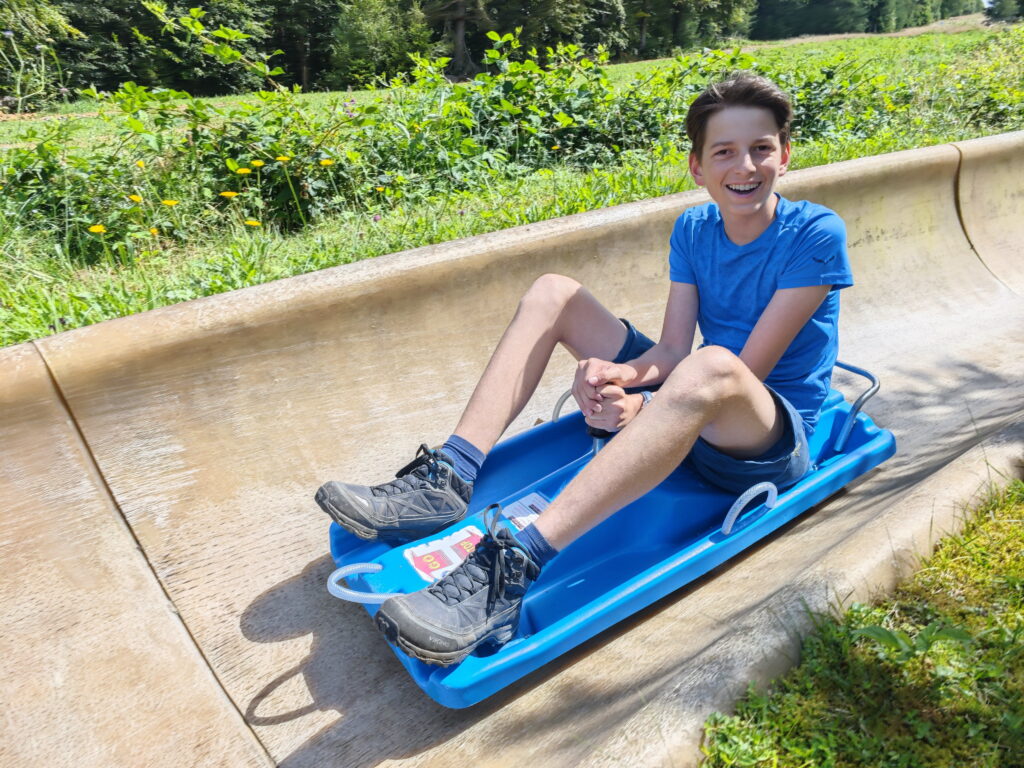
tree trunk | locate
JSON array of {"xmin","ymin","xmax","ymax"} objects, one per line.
[
  {"xmin": 671, "ymin": 3, "xmax": 685, "ymax": 46},
  {"xmin": 451, "ymin": 0, "xmax": 473, "ymax": 77},
  {"xmin": 300, "ymin": 39, "xmax": 309, "ymax": 91},
  {"xmin": 639, "ymin": 1, "xmax": 648, "ymax": 51}
]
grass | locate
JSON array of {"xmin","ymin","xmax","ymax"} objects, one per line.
[
  {"xmin": 0, "ymin": 117, "xmax": 991, "ymax": 348},
  {"xmin": 701, "ymin": 478, "xmax": 1024, "ymax": 768},
  {"xmin": 1, "ymin": 23, "xmax": 1021, "ymax": 347},
  {"xmin": 0, "ymin": 20, "xmax": 994, "ymax": 146}
]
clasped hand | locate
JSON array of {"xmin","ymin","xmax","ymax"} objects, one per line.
[{"xmin": 572, "ymin": 358, "xmax": 642, "ymax": 432}]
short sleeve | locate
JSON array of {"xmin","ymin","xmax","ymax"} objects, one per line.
[
  {"xmin": 668, "ymin": 213, "xmax": 697, "ymax": 284},
  {"xmin": 778, "ymin": 210, "xmax": 854, "ymax": 290}
]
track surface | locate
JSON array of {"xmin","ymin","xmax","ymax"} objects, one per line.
[{"xmin": 1, "ymin": 133, "xmax": 1021, "ymax": 767}]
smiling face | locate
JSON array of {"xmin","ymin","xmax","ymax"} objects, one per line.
[{"xmin": 688, "ymin": 105, "xmax": 791, "ymax": 244}]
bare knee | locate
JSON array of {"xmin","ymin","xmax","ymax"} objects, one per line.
[
  {"xmin": 659, "ymin": 345, "xmax": 745, "ymax": 409},
  {"xmin": 518, "ymin": 273, "xmax": 582, "ymax": 319}
]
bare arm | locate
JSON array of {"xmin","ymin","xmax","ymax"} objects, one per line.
[
  {"xmin": 739, "ymin": 284, "xmax": 832, "ymax": 380},
  {"xmin": 621, "ymin": 281, "xmax": 700, "ymax": 387},
  {"xmin": 573, "ymin": 282, "xmax": 698, "ymax": 428}
]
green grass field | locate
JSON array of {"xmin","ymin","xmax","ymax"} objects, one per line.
[
  {"xmin": 702, "ymin": 479, "xmax": 1024, "ymax": 767},
  {"xmin": 1, "ymin": 22, "xmax": 1021, "ymax": 347}
]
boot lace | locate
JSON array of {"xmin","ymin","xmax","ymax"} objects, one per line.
[
  {"xmin": 427, "ymin": 505, "xmax": 533, "ymax": 612},
  {"xmin": 371, "ymin": 444, "xmax": 443, "ymax": 496}
]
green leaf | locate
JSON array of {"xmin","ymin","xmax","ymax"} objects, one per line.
[
  {"xmin": 499, "ymin": 98, "xmax": 522, "ymax": 115},
  {"xmin": 855, "ymin": 625, "xmax": 905, "ymax": 651},
  {"xmin": 553, "ymin": 111, "xmax": 575, "ymax": 128}
]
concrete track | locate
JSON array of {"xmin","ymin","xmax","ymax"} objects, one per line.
[{"xmin": 1, "ymin": 133, "xmax": 1022, "ymax": 767}]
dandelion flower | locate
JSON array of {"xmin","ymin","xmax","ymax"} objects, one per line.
[
  {"xmin": 375, "ymin": 186, "xmax": 385, "ymax": 192},
  {"xmin": 275, "ymin": 155, "xmax": 291, "ymax": 162},
  {"xmin": 136, "ymin": 160, "xmax": 145, "ymax": 168},
  {"xmin": 244, "ymin": 219, "xmax": 261, "ymax": 227},
  {"xmin": 237, "ymin": 167, "xmax": 252, "ymax": 175},
  {"xmin": 88, "ymin": 224, "xmax": 107, "ymax": 234},
  {"xmin": 219, "ymin": 191, "xmax": 239, "ymax": 198},
  {"xmin": 551, "ymin": 145, "xmax": 560, "ymax": 150},
  {"xmin": 250, "ymin": 160, "xmax": 265, "ymax": 168},
  {"xmin": 319, "ymin": 158, "xmax": 335, "ymax": 166},
  {"xmin": 161, "ymin": 199, "xmax": 179, "ymax": 207},
  {"xmin": 128, "ymin": 194, "xmax": 143, "ymax": 203},
  {"xmin": 149, "ymin": 227, "xmax": 159, "ymax": 236}
]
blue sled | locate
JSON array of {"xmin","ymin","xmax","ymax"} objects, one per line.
[{"xmin": 327, "ymin": 362, "xmax": 896, "ymax": 708}]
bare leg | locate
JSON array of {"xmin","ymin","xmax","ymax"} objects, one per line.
[
  {"xmin": 453, "ymin": 274, "xmax": 631, "ymax": 454},
  {"xmin": 534, "ymin": 345, "xmax": 784, "ymax": 550}
]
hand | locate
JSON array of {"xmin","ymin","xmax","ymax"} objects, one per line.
[
  {"xmin": 572, "ymin": 358, "xmax": 639, "ymax": 418},
  {"xmin": 584, "ymin": 385, "xmax": 643, "ymax": 432}
]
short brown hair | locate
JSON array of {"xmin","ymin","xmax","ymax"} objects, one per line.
[{"xmin": 685, "ymin": 73, "xmax": 793, "ymax": 157}]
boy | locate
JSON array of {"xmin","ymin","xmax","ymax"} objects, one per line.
[{"xmin": 316, "ymin": 73, "xmax": 853, "ymax": 666}]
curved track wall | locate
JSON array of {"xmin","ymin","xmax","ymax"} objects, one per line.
[{"xmin": 2, "ymin": 132, "xmax": 1022, "ymax": 767}]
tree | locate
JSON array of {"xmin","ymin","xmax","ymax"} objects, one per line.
[
  {"xmin": 422, "ymin": 0, "xmax": 490, "ymax": 77},
  {"xmin": 325, "ymin": 0, "xmax": 433, "ymax": 88},
  {"xmin": 625, "ymin": 0, "xmax": 754, "ymax": 53},
  {"xmin": 55, "ymin": 0, "xmax": 268, "ymax": 95},
  {"xmin": 802, "ymin": 0, "xmax": 870, "ymax": 33},
  {"xmin": 0, "ymin": 0, "xmax": 78, "ymax": 110},
  {"xmin": 267, "ymin": 0, "xmax": 343, "ymax": 91},
  {"xmin": 986, "ymin": 0, "xmax": 1021, "ymax": 20},
  {"xmin": 0, "ymin": 0, "xmax": 75, "ymax": 45}
]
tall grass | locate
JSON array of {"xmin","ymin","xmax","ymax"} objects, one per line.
[{"xmin": 1, "ymin": 24, "xmax": 1022, "ymax": 348}]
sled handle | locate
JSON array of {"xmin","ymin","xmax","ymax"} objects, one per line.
[
  {"xmin": 552, "ymin": 389, "xmax": 575, "ymax": 422},
  {"xmin": 833, "ymin": 361, "xmax": 881, "ymax": 453},
  {"xmin": 553, "ymin": 390, "xmax": 613, "ymax": 453},
  {"xmin": 327, "ymin": 563, "xmax": 402, "ymax": 604},
  {"xmin": 721, "ymin": 482, "xmax": 778, "ymax": 535}
]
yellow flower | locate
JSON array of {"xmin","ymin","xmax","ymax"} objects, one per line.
[
  {"xmin": 236, "ymin": 167, "xmax": 252, "ymax": 175},
  {"xmin": 88, "ymin": 224, "xmax": 107, "ymax": 234},
  {"xmin": 551, "ymin": 145, "xmax": 560, "ymax": 150},
  {"xmin": 250, "ymin": 160, "xmax": 265, "ymax": 168},
  {"xmin": 244, "ymin": 219, "xmax": 261, "ymax": 227},
  {"xmin": 149, "ymin": 227, "xmax": 159, "ymax": 236},
  {"xmin": 128, "ymin": 194, "xmax": 143, "ymax": 203},
  {"xmin": 161, "ymin": 199, "xmax": 179, "ymax": 207},
  {"xmin": 275, "ymin": 155, "xmax": 291, "ymax": 162},
  {"xmin": 375, "ymin": 186, "xmax": 385, "ymax": 192},
  {"xmin": 135, "ymin": 160, "xmax": 145, "ymax": 169},
  {"xmin": 319, "ymin": 158, "xmax": 335, "ymax": 166},
  {"xmin": 219, "ymin": 191, "xmax": 239, "ymax": 198}
]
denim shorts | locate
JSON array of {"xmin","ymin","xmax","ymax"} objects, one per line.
[{"xmin": 612, "ymin": 319, "xmax": 811, "ymax": 494}]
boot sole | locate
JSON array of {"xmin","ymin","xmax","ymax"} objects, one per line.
[
  {"xmin": 375, "ymin": 610, "xmax": 516, "ymax": 667},
  {"xmin": 315, "ymin": 483, "xmax": 467, "ymax": 545},
  {"xmin": 315, "ymin": 485, "xmax": 381, "ymax": 540}
]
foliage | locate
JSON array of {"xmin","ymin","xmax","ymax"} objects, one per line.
[
  {"xmin": 986, "ymin": 0, "xmax": 1022, "ymax": 21},
  {"xmin": 264, "ymin": 0, "xmax": 343, "ymax": 92},
  {"xmin": 53, "ymin": 0, "xmax": 268, "ymax": 96},
  {"xmin": 0, "ymin": 0, "xmax": 77, "ymax": 112},
  {"xmin": 324, "ymin": 0, "xmax": 433, "ymax": 89},
  {"xmin": 752, "ymin": 0, "xmax": 983, "ymax": 39},
  {"xmin": 702, "ymin": 480, "xmax": 1024, "ymax": 767},
  {"xmin": 1, "ymin": 24, "xmax": 1023, "ymax": 343},
  {"xmin": 0, "ymin": 0, "xmax": 992, "ymax": 97}
]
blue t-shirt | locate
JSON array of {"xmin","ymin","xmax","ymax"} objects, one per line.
[{"xmin": 668, "ymin": 194, "xmax": 854, "ymax": 434}]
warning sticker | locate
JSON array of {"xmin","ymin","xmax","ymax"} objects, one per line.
[
  {"xmin": 501, "ymin": 492, "xmax": 550, "ymax": 531},
  {"xmin": 403, "ymin": 525, "xmax": 483, "ymax": 583}
]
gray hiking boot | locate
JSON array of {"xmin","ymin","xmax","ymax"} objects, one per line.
[
  {"xmin": 374, "ymin": 505, "xmax": 540, "ymax": 666},
  {"xmin": 315, "ymin": 444, "xmax": 472, "ymax": 545}
]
